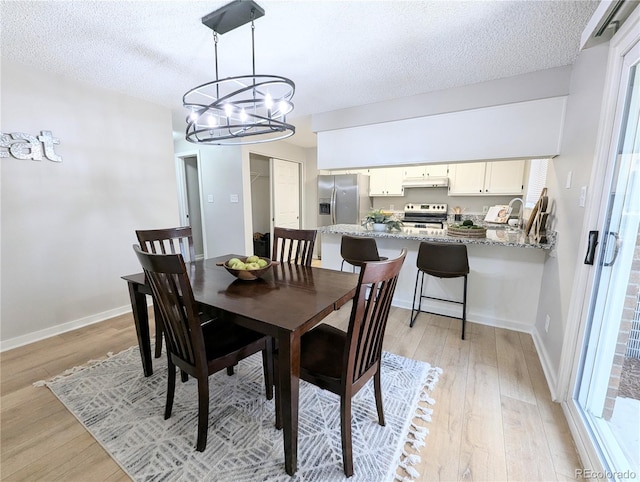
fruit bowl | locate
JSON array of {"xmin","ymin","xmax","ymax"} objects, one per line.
[{"xmin": 217, "ymin": 256, "xmax": 276, "ymax": 281}]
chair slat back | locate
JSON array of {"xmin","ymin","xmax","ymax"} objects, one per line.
[
  {"xmin": 136, "ymin": 226, "xmax": 196, "ymax": 263},
  {"xmin": 133, "ymin": 245, "xmax": 205, "ymax": 369},
  {"xmin": 272, "ymin": 227, "xmax": 317, "ymax": 267},
  {"xmin": 345, "ymin": 249, "xmax": 407, "ymax": 384}
]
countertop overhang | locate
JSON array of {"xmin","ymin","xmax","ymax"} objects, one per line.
[{"xmin": 317, "ymin": 224, "xmax": 555, "ymax": 251}]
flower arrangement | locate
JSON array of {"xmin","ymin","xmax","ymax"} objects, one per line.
[{"xmin": 362, "ymin": 209, "xmax": 404, "ymax": 231}]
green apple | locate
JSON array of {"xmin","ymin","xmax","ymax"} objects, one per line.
[
  {"xmin": 246, "ymin": 255, "xmax": 260, "ymax": 263},
  {"xmin": 233, "ymin": 262, "xmax": 246, "ymax": 270},
  {"xmin": 257, "ymin": 259, "xmax": 268, "ymax": 267},
  {"xmin": 228, "ymin": 257, "xmax": 241, "ymax": 267},
  {"xmin": 246, "ymin": 262, "xmax": 260, "ymax": 270}
]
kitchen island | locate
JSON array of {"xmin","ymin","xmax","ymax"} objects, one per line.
[{"xmin": 318, "ymin": 224, "xmax": 556, "ymax": 332}]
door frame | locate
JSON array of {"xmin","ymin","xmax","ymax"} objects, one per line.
[
  {"xmin": 175, "ymin": 149, "xmax": 208, "ymax": 260},
  {"xmin": 558, "ymin": 6, "xmax": 640, "ymax": 474}
]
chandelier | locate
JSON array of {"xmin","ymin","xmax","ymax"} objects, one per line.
[{"xmin": 183, "ymin": 0, "xmax": 295, "ymax": 145}]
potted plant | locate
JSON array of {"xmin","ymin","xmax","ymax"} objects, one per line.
[{"xmin": 362, "ymin": 209, "xmax": 403, "ymax": 232}]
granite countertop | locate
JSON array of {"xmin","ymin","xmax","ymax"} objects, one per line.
[{"xmin": 317, "ymin": 224, "xmax": 556, "ymax": 251}]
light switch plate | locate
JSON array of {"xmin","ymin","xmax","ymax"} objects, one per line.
[
  {"xmin": 207, "ymin": 194, "xmax": 214, "ymax": 203},
  {"xmin": 230, "ymin": 194, "xmax": 239, "ymax": 203},
  {"xmin": 579, "ymin": 186, "xmax": 587, "ymax": 207},
  {"xmin": 565, "ymin": 171, "xmax": 572, "ymax": 189}
]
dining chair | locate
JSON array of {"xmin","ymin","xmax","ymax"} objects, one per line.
[
  {"xmin": 409, "ymin": 241, "xmax": 470, "ymax": 339},
  {"xmin": 133, "ymin": 245, "xmax": 274, "ymax": 452},
  {"xmin": 280, "ymin": 248, "xmax": 407, "ymax": 477},
  {"xmin": 271, "ymin": 227, "xmax": 317, "ymax": 266},
  {"xmin": 136, "ymin": 226, "xmax": 195, "ymax": 358},
  {"xmin": 340, "ymin": 235, "xmax": 388, "ymax": 272}
]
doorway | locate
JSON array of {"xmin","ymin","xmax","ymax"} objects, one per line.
[
  {"xmin": 248, "ymin": 154, "xmax": 302, "ymax": 256},
  {"xmin": 175, "ymin": 152, "xmax": 206, "ymax": 260}
]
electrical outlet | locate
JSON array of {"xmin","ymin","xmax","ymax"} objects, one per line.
[{"xmin": 544, "ymin": 314, "xmax": 551, "ymax": 333}]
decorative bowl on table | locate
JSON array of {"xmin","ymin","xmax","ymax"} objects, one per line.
[{"xmin": 217, "ymin": 256, "xmax": 276, "ymax": 281}]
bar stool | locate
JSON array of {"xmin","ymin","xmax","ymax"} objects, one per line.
[
  {"xmin": 340, "ymin": 235, "xmax": 388, "ymax": 272},
  {"xmin": 410, "ymin": 241, "xmax": 469, "ymax": 339}
]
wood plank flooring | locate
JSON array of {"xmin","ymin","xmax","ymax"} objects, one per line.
[{"xmin": 1, "ymin": 305, "xmax": 582, "ymax": 481}]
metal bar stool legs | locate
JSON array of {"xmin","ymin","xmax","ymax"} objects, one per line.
[{"xmin": 409, "ymin": 241, "xmax": 469, "ymax": 340}]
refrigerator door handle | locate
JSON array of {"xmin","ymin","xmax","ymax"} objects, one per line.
[{"xmin": 331, "ymin": 187, "xmax": 337, "ymax": 225}]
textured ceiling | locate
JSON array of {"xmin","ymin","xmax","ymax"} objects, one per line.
[{"xmin": 1, "ymin": 0, "xmax": 599, "ymax": 147}]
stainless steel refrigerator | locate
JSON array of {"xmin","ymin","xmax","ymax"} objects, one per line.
[{"xmin": 318, "ymin": 174, "xmax": 371, "ymax": 227}]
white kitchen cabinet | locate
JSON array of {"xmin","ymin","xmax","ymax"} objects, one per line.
[
  {"xmin": 402, "ymin": 164, "xmax": 448, "ymax": 179},
  {"xmin": 483, "ymin": 161, "xmax": 525, "ymax": 194},
  {"xmin": 448, "ymin": 162, "xmax": 487, "ymax": 194},
  {"xmin": 448, "ymin": 160, "xmax": 525, "ymax": 195},
  {"xmin": 368, "ymin": 167, "xmax": 404, "ymax": 196}
]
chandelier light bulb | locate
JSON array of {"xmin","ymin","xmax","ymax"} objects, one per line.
[
  {"xmin": 265, "ymin": 92, "xmax": 273, "ymax": 110},
  {"xmin": 278, "ymin": 100, "xmax": 288, "ymax": 115},
  {"xmin": 240, "ymin": 108, "xmax": 248, "ymax": 122},
  {"xmin": 224, "ymin": 103, "xmax": 234, "ymax": 118},
  {"xmin": 190, "ymin": 111, "xmax": 199, "ymax": 122},
  {"xmin": 207, "ymin": 115, "xmax": 218, "ymax": 127}
]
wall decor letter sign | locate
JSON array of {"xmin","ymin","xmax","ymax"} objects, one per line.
[{"xmin": 0, "ymin": 130, "xmax": 62, "ymax": 162}]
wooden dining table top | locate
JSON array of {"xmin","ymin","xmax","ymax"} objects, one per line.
[{"xmin": 124, "ymin": 254, "xmax": 359, "ymax": 335}]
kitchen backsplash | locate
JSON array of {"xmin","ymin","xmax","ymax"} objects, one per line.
[{"xmin": 371, "ymin": 188, "xmax": 516, "ymax": 215}]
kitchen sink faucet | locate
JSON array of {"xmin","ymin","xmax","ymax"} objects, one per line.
[{"xmin": 508, "ymin": 197, "xmax": 524, "ymax": 228}]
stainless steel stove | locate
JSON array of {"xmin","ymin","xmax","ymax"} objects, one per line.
[{"xmin": 402, "ymin": 203, "xmax": 448, "ymax": 228}]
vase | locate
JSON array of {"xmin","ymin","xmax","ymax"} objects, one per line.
[{"xmin": 372, "ymin": 223, "xmax": 387, "ymax": 232}]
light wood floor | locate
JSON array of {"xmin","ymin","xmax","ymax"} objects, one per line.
[{"xmin": 1, "ymin": 305, "xmax": 582, "ymax": 481}]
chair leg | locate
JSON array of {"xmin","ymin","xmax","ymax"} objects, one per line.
[
  {"xmin": 461, "ymin": 275, "xmax": 468, "ymax": 340},
  {"xmin": 226, "ymin": 365, "xmax": 235, "ymax": 376},
  {"xmin": 195, "ymin": 375, "xmax": 210, "ymax": 452},
  {"xmin": 340, "ymin": 395, "xmax": 354, "ymax": 477},
  {"xmin": 181, "ymin": 370, "xmax": 189, "ymax": 382},
  {"xmin": 410, "ymin": 271, "xmax": 423, "ymax": 327},
  {"xmin": 153, "ymin": 304, "xmax": 163, "ymax": 358},
  {"xmin": 164, "ymin": 358, "xmax": 176, "ymax": 419},
  {"xmin": 262, "ymin": 340, "xmax": 274, "ymax": 400},
  {"xmin": 374, "ymin": 368, "xmax": 385, "ymax": 426}
]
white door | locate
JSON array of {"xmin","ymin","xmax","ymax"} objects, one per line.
[
  {"xmin": 564, "ymin": 15, "xmax": 640, "ymax": 477},
  {"xmin": 271, "ymin": 158, "xmax": 300, "ymax": 229}
]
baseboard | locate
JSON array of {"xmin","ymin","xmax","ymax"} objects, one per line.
[
  {"xmin": 0, "ymin": 304, "xmax": 137, "ymax": 352},
  {"xmin": 531, "ymin": 325, "xmax": 559, "ymax": 401},
  {"xmin": 392, "ymin": 297, "xmax": 533, "ymax": 333}
]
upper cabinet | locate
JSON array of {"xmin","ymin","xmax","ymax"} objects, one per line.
[
  {"xmin": 402, "ymin": 164, "xmax": 448, "ymax": 179},
  {"xmin": 449, "ymin": 160, "xmax": 525, "ymax": 195},
  {"xmin": 368, "ymin": 167, "xmax": 404, "ymax": 196}
]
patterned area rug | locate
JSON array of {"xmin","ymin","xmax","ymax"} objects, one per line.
[{"xmin": 38, "ymin": 346, "xmax": 441, "ymax": 481}]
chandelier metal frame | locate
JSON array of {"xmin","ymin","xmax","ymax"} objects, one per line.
[{"xmin": 183, "ymin": 0, "xmax": 295, "ymax": 146}]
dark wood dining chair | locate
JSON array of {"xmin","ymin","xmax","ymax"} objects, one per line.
[
  {"xmin": 136, "ymin": 226, "xmax": 195, "ymax": 357},
  {"xmin": 271, "ymin": 227, "xmax": 317, "ymax": 266},
  {"xmin": 284, "ymin": 248, "xmax": 407, "ymax": 477},
  {"xmin": 340, "ymin": 235, "xmax": 388, "ymax": 272},
  {"xmin": 133, "ymin": 245, "xmax": 273, "ymax": 452}
]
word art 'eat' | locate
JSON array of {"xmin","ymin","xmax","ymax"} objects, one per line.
[{"xmin": 1, "ymin": 131, "xmax": 62, "ymax": 162}]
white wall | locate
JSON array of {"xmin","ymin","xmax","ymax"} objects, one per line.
[
  {"xmin": 173, "ymin": 139, "xmax": 247, "ymax": 258},
  {"xmin": 1, "ymin": 62, "xmax": 179, "ymax": 349},
  {"xmin": 532, "ymin": 42, "xmax": 610, "ymax": 394}
]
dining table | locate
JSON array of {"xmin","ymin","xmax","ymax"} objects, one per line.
[{"xmin": 122, "ymin": 254, "xmax": 359, "ymax": 476}]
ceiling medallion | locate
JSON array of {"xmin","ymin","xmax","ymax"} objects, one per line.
[{"xmin": 183, "ymin": 0, "xmax": 295, "ymax": 146}]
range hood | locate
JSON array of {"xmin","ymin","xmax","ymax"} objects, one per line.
[{"xmin": 402, "ymin": 177, "xmax": 449, "ymax": 188}]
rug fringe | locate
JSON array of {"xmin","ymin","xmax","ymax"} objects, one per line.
[
  {"xmin": 32, "ymin": 349, "xmax": 122, "ymax": 387},
  {"xmin": 396, "ymin": 363, "xmax": 442, "ymax": 481}
]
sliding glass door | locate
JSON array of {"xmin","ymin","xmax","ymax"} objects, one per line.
[{"xmin": 573, "ymin": 29, "xmax": 639, "ymax": 480}]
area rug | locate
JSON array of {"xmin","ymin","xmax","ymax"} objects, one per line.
[{"xmin": 37, "ymin": 345, "xmax": 441, "ymax": 481}]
